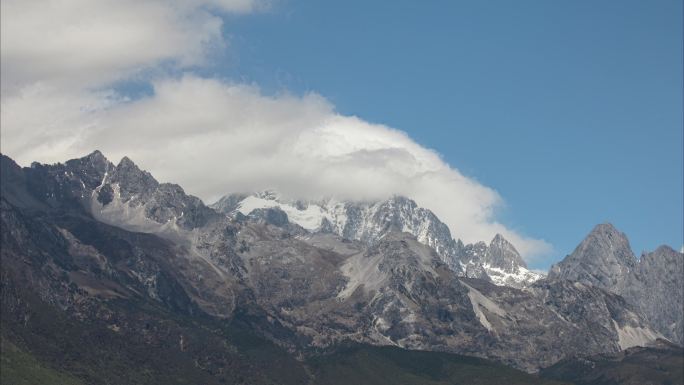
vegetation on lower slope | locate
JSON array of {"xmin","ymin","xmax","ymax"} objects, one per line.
[
  {"xmin": 539, "ymin": 341, "xmax": 684, "ymax": 385},
  {"xmin": 1, "ymin": 282, "xmax": 310, "ymax": 385},
  {"xmin": 0, "ymin": 338, "xmax": 84, "ymax": 385},
  {"xmin": 1, "ymin": 329, "xmax": 570, "ymax": 385},
  {"xmin": 308, "ymin": 345, "xmax": 568, "ymax": 385},
  {"xmin": 1, "ymin": 282, "xmax": 568, "ymax": 385}
]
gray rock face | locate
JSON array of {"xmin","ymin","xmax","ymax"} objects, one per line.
[
  {"xmin": 213, "ymin": 193, "xmax": 467, "ymax": 274},
  {"xmin": 548, "ymin": 223, "xmax": 636, "ymax": 289},
  {"xmin": 212, "ymin": 192, "xmax": 543, "ymax": 288},
  {"xmin": 2, "ymin": 151, "xmax": 668, "ymax": 374},
  {"xmin": 458, "ymin": 241, "xmax": 491, "ymax": 279},
  {"xmin": 16, "ymin": 150, "xmax": 112, "ymax": 211},
  {"xmin": 475, "ymin": 235, "xmax": 543, "ymax": 288},
  {"xmin": 211, "ymin": 193, "xmax": 249, "ymax": 214},
  {"xmin": 108, "ymin": 156, "xmax": 159, "ymax": 201},
  {"xmin": 221, "ymin": 225, "xmax": 652, "ymax": 371},
  {"xmin": 622, "ymin": 246, "xmax": 684, "ymax": 345},
  {"xmin": 548, "ymin": 223, "xmax": 684, "ymax": 345},
  {"xmin": 0, "ymin": 154, "xmax": 49, "ymax": 210},
  {"xmin": 465, "ymin": 277, "xmax": 659, "ymax": 368},
  {"xmin": 91, "ymin": 155, "xmax": 219, "ymax": 230},
  {"xmin": 486, "ymin": 234, "xmax": 527, "ymax": 272},
  {"xmin": 248, "ymin": 207, "xmax": 290, "ymax": 228}
]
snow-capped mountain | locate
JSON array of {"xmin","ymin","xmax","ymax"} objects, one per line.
[
  {"xmin": 472, "ymin": 234, "xmax": 543, "ymax": 288},
  {"xmin": 211, "ymin": 191, "xmax": 543, "ymax": 288},
  {"xmin": 2, "ymin": 151, "xmax": 672, "ymax": 376},
  {"xmin": 212, "ymin": 191, "xmax": 463, "ymax": 268}
]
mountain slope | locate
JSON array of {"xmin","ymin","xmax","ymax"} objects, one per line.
[
  {"xmin": 0, "ymin": 173, "xmax": 568, "ymax": 383},
  {"xmin": 0, "ymin": 338, "xmax": 84, "ymax": 385},
  {"xmin": 462, "ymin": 234, "xmax": 543, "ymax": 288},
  {"xmin": 549, "ymin": 223, "xmax": 684, "ymax": 345},
  {"xmin": 540, "ymin": 340, "xmax": 684, "ymax": 385},
  {"xmin": 212, "ymin": 192, "xmax": 543, "ymax": 288},
  {"xmin": 548, "ymin": 223, "xmax": 637, "ymax": 289},
  {"xmin": 309, "ymin": 345, "xmax": 568, "ymax": 385},
  {"xmin": 0, "ymin": 151, "xmax": 666, "ymax": 378},
  {"xmin": 622, "ymin": 245, "xmax": 684, "ymax": 345},
  {"xmin": 213, "ymin": 192, "xmax": 466, "ymax": 272}
]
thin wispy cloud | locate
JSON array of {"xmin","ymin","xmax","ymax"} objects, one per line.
[{"xmin": 0, "ymin": 0, "xmax": 552, "ymax": 261}]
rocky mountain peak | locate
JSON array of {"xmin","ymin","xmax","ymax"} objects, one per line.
[
  {"xmin": 456, "ymin": 236, "xmax": 542, "ymax": 287},
  {"xmin": 75, "ymin": 153, "xmax": 219, "ymax": 231},
  {"xmin": 592, "ymin": 222, "xmax": 619, "ymax": 233},
  {"xmin": 0, "ymin": 154, "xmax": 20, "ymax": 176},
  {"xmin": 117, "ymin": 155, "xmax": 135, "ymax": 167},
  {"xmin": 491, "ymin": 233, "xmax": 506, "ymax": 243},
  {"xmin": 76, "ymin": 149, "xmax": 109, "ymax": 168},
  {"xmin": 627, "ymin": 245, "xmax": 684, "ymax": 344},
  {"xmin": 584, "ymin": 223, "xmax": 635, "ymax": 260},
  {"xmin": 582, "ymin": 223, "xmax": 631, "ymax": 253},
  {"xmin": 86, "ymin": 149, "xmax": 106, "ymax": 161},
  {"xmin": 485, "ymin": 233, "xmax": 527, "ymax": 271},
  {"xmin": 62, "ymin": 150, "xmax": 113, "ymax": 190},
  {"xmin": 115, "ymin": 156, "xmax": 149, "ymax": 177},
  {"xmin": 548, "ymin": 223, "xmax": 637, "ymax": 290},
  {"xmin": 548, "ymin": 222, "xmax": 683, "ymax": 345},
  {"xmin": 649, "ymin": 244, "xmax": 679, "ymax": 256},
  {"xmin": 636, "ymin": 245, "xmax": 682, "ymax": 278},
  {"xmin": 209, "ymin": 190, "xmax": 549, "ymax": 287},
  {"xmin": 110, "ymin": 156, "xmax": 159, "ymax": 200}
]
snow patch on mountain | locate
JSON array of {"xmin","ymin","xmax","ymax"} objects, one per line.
[
  {"xmin": 237, "ymin": 194, "xmax": 328, "ymax": 231},
  {"xmin": 213, "ymin": 191, "xmax": 542, "ymax": 289},
  {"xmin": 484, "ymin": 264, "xmax": 544, "ymax": 288}
]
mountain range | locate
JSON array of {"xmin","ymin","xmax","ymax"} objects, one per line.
[
  {"xmin": 211, "ymin": 191, "xmax": 543, "ymax": 288},
  {"xmin": 1, "ymin": 151, "xmax": 682, "ymax": 384}
]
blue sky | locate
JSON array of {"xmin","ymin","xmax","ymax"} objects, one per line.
[{"xmin": 216, "ymin": 0, "xmax": 683, "ymax": 264}]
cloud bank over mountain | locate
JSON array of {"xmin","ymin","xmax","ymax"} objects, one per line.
[{"xmin": 0, "ymin": 0, "xmax": 551, "ymax": 260}]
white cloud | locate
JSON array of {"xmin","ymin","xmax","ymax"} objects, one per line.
[
  {"xmin": 0, "ymin": 84, "xmax": 117, "ymax": 163},
  {"xmin": 0, "ymin": 0, "xmax": 552, "ymax": 262},
  {"xmin": 0, "ymin": 0, "xmax": 263, "ymax": 94},
  {"xmin": 1, "ymin": 75, "xmax": 552, "ymax": 260}
]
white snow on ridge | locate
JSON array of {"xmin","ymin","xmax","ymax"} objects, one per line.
[
  {"xmin": 237, "ymin": 195, "xmax": 328, "ymax": 230},
  {"xmin": 484, "ymin": 264, "xmax": 544, "ymax": 288},
  {"xmin": 230, "ymin": 191, "xmax": 541, "ymax": 289},
  {"xmin": 235, "ymin": 193, "xmax": 441, "ymax": 245}
]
